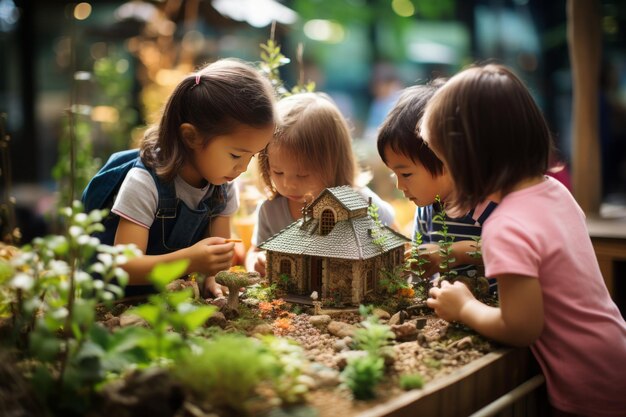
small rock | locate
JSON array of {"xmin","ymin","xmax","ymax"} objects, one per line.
[
  {"xmin": 119, "ymin": 313, "xmax": 148, "ymax": 328},
  {"xmin": 309, "ymin": 314, "xmax": 332, "ymax": 329},
  {"xmin": 296, "ymin": 374, "xmax": 317, "ymax": 390},
  {"xmin": 314, "ymin": 369, "xmax": 341, "ymax": 388},
  {"xmin": 206, "ymin": 312, "xmax": 227, "ymax": 329},
  {"xmin": 327, "ymin": 321, "xmax": 356, "ymax": 338},
  {"xmin": 373, "ymin": 308, "xmax": 391, "ymax": 320},
  {"xmin": 438, "ymin": 326, "xmax": 448, "ymax": 338},
  {"xmin": 391, "ymin": 323, "xmax": 418, "ymax": 342},
  {"xmin": 335, "ymin": 350, "xmax": 368, "ymax": 370},
  {"xmin": 304, "ymin": 366, "xmax": 341, "ymax": 388},
  {"xmin": 416, "ymin": 332, "xmax": 429, "ymax": 347},
  {"xmin": 209, "ymin": 296, "xmax": 227, "ymax": 309},
  {"xmin": 251, "ymin": 323, "xmax": 274, "ymax": 336},
  {"xmin": 102, "ymin": 316, "xmax": 121, "ymax": 330},
  {"xmin": 333, "ymin": 339, "xmax": 348, "ymax": 352},
  {"xmin": 241, "ymin": 298, "xmax": 259, "ymax": 307},
  {"xmin": 450, "ymin": 336, "xmax": 474, "ymax": 350},
  {"xmin": 166, "ymin": 278, "xmax": 200, "ymax": 299},
  {"xmin": 389, "ymin": 311, "xmax": 407, "ymax": 326}
]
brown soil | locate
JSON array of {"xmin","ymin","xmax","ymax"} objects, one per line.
[
  {"xmin": 284, "ymin": 311, "xmax": 494, "ymax": 417},
  {"xmin": 96, "ymin": 300, "xmax": 496, "ymax": 417}
]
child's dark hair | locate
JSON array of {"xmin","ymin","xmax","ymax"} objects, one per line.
[
  {"xmin": 422, "ymin": 64, "xmax": 551, "ymax": 213},
  {"xmin": 140, "ymin": 58, "xmax": 276, "ymax": 181},
  {"xmin": 377, "ymin": 80, "xmax": 445, "ymax": 176}
]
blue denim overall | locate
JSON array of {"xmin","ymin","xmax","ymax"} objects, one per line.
[
  {"xmin": 84, "ymin": 150, "xmax": 227, "ymax": 297},
  {"xmin": 125, "ymin": 168, "xmax": 228, "ymax": 296}
]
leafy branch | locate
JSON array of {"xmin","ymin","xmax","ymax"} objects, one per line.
[
  {"xmin": 258, "ymin": 22, "xmax": 315, "ymax": 99},
  {"xmin": 368, "ymin": 203, "xmax": 387, "ymax": 249},
  {"xmin": 433, "ymin": 196, "xmax": 457, "ymax": 281}
]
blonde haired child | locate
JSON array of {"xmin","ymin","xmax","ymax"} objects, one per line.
[
  {"xmin": 423, "ymin": 64, "xmax": 626, "ymax": 416},
  {"xmin": 87, "ymin": 58, "xmax": 276, "ymax": 297},
  {"xmin": 246, "ymin": 92, "xmax": 395, "ymax": 275}
]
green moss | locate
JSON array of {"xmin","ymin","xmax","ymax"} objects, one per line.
[
  {"xmin": 424, "ymin": 358, "xmax": 442, "ymax": 369},
  {"xmin": 173, "ymin": 334, "xmax": 278, "ymax": 414},
  {"xmin": 399, "ymin": 373, "xmax": 424, "ymax": 390}
]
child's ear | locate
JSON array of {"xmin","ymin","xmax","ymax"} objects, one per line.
[{"xmin": 180, "ymin": 123, "xmax": 201, "ymax": 148}]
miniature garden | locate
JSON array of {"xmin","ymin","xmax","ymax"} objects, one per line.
[{"xmin": 0, "ymin": 194, "xmax": 499, "ymax": 417}]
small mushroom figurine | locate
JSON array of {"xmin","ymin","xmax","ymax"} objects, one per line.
[{"xmin": 215, "ymin": 267, "xmax": 262, "ymax": 313}]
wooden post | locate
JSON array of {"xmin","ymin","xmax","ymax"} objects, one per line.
[{"xmin": 567, "ymin": 0, "xmax": 602, "ymax": 215}]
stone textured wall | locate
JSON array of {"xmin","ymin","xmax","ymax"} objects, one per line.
[
  {"xmin": 312, "ymin": 195, "xmax": 348, "ymax": 221},
  {"xmin": 326, "ymin": 258, "xmax": 353, "ymax": 303},
  {"xmin": 267, "ymin": 252, "xmax": 302, "ymax": 293}
]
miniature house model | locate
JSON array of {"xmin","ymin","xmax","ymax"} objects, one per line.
[{"xmin": 259, "ymin": 186, "xmax": 410, "ymax": 305}]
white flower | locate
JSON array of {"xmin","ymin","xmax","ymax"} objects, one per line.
[
  {"xmin": 69, "ymin": 226, "xmax": 82, "ymax": 237},
  {"xmin": 77, "ymin": 235, "xmax": 90, "ymax": 245},
  {"xmin": 310, "ymin": 291, "xmax": 318, "ymax": 300},
  {"xmin": 11, "ymin": 273, "xmax": 34, "ymax": 290}
]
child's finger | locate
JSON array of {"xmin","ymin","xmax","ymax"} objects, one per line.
[{"xmin": 207, "ymin": 242, "xmax": 236, "ymax": 254}]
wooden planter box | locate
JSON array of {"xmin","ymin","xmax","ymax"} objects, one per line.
[{"xmin": 358, "ymin": 347, "xmax": 548, "ymax": 417}]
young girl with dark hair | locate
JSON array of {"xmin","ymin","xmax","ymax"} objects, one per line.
[
  {"xmin": 100, "ymin": 58, "xmax": 276, "ymax": 297},
  {"xmin": 423, "ymin": 64, "xmax": 626, "ymax": 417}
]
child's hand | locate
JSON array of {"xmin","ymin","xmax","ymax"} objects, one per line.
[
  {"xmin": 188, "ymin": 237, "xmax": 235, "ymax": 277},
  {"xmin": 253, "ymin": 251, "xmax": 267, "ymax": 276},
  {"xmin": 426, "ymin": 280, "xmax": 475, "ymax": 322},
  {"xmin": 203, "ymin": 274, "xmax": 229, "ymax": 298}
]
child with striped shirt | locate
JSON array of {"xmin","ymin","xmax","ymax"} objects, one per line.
[{"xmin": 377, "ymin": 81, "xmax": 497, "ymax": 290}]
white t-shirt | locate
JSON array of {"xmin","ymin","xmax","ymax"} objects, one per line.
[
  {"xmin": 251, "ymin": 186, "xmax": 395, "ymax": 246},
  {"xmin": 111, "ymin": 167, "xmax": 239, "ymax": 229}
]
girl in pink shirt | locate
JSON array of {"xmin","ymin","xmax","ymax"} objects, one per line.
[{"xmin": 422, "ymin": 64, "xmax": 626, "ymax": 417}]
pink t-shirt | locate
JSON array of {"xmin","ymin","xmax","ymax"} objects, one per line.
[{"xmin": 483, "ymin": 176, "xmax": 626, "ymax": 416}]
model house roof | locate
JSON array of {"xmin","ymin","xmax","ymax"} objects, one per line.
[{"xmin": 311, "ymin": 186, "xmax": 370, "ymax": 212}]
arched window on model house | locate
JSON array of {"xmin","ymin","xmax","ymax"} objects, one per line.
[{"xmin": 320, "ymin": 209, "xmax": 336, "ymax": 235}]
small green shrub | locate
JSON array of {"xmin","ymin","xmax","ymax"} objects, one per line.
[
  {"xmin": 174, "ymin": 334, "xmax": 278, "ymax": 414},
  {"xmin": 399, "ymin": 373, "xmax": 424, "ymax": 390},
  {"xmin": 378, "ymin": 265, "xmax": 411, "ymax": 296},
  {"xmin": 246, "ymin": 282, "xmax": 278, "ymax": 302},
  {"xmin": 341, "ymin": 354, "xmax": 384, "ymax": 400},
  {"xmin": 127, "ymin": 259, "xmax": 217, "ymax": 360},
  {"xmin": 261, "ymin": 336, "xmax": 309, "ymax": 405},
  {"xmin": 352, "ymin": 308, "xmax": 395, "ymax": 357}
]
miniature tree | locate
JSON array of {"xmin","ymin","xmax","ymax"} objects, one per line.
[
  {"xmin": 433, "ymin": 196, "xmax": 458, "ymax": 282},
  {"xmin": 405, "ymin": 229, "xmax": 431, "ymax": 300},
  {"xmin": 215, "ymin": 268, "xmax": 262, "ymax": 312},
  {"xmin": 368, "ymin": 203, "xmax": 387, "ymax": 249}
]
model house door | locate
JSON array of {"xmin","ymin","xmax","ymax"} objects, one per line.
[{"xmin": 310, "ymin": 257, "xmax": 323, "ymax": 293}]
